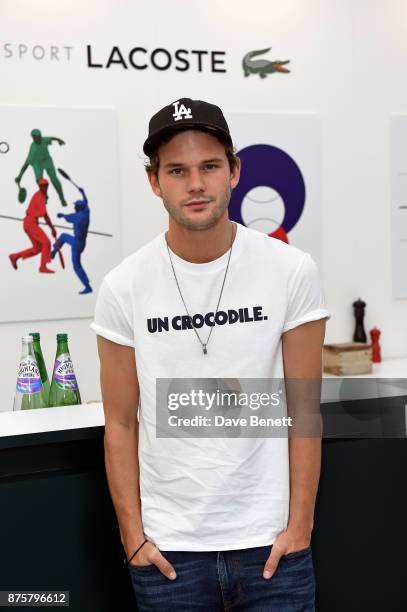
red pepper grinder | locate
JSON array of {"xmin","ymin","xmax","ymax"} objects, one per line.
[{"xmin": 369, "ymin": 327, "xmax": 382, "ymax": 363}]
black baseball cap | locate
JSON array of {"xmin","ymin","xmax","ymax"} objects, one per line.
[{"xmin": 143, "ymin": 98, "xmax": 233, "ymax": 157}]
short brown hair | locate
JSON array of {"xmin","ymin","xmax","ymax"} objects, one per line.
[{"xmin": 145, "ymin": 130, "xmax": 239, "ymax": 177}]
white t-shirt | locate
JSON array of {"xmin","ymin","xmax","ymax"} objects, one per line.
[{"xmin": 90, "ymin": 222, "xmax": 330, "ymax": 551}]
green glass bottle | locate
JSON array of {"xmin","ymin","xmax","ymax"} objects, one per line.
[
  {"xmin": 49, "ymin": 334, "xmax": 82, "ymax": 407},
  {"xmin": 30, "ymin": 332, "xmax": 50, "ymax": 406},
  {"xmin": 14, "ymin": 335, "xmax": 47, "ymax": 411}
]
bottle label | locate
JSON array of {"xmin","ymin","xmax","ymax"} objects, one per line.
[
  {"xmin": 16, "ymin": 356, "xmax": 42, "ymax": 394},
  {"xmin": 53, "ymin": 353, "xmax": 79, "ymax": 390}
]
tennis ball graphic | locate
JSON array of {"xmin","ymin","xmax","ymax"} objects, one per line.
[{"xmin": 241, "ymin": 186, "xmax": 285, "ymax": 235}]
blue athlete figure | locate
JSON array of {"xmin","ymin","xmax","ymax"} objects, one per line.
[{"xmin": 51, "ymin": 186, "xmax": 92, "ymax": 294}]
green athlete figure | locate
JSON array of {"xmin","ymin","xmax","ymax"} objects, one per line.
[{"xmin": 15, "ymin": 129, "xmax": 68, "ymax": 207}]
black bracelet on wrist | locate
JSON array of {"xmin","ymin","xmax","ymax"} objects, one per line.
[{"xmin": 124, "ymin": 539, "xmax": 149, "ymax": 566}]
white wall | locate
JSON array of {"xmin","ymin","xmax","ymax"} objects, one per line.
[{"xmin": 1, "ymin": 0, "xmax": 406, "ymax": 411}]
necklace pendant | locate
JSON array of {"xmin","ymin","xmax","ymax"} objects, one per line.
[{"xmin": 203, "ymin": 345, "xmax": 207, "ymax": 355}]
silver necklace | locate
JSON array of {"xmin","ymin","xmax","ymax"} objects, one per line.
[{"xmin": 165, "ymin": 222, "xmax": 235, "ymax": 355}]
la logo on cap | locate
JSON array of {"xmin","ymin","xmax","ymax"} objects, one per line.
[{"xmin": 172, "ymin": 100, "xmax": 192, "ymax": 122}]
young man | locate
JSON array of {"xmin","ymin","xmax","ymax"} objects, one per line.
[{"xmin": 91, "ymin": 98, "xmax": 330, "ymax": 611}]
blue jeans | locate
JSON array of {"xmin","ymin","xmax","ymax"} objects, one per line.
[{"xmin": 128, "ymin": 544, "xmax": 315, "ymax": 611}]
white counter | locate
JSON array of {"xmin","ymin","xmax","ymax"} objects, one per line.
[
  {"xmin": 1, "ymin": 358, "xmax": 406, "ymax": 439},
  {"xmin": 0, "ymin": 402, "xmax": 104, "ymax": 438}
]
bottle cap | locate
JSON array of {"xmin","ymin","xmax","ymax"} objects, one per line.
[
  {"xmin": 22, "ymin": 335, "xmax": 34, "ymax": 343},
  {"xmin": 30, "ymin": 332, "xmax": 40, "ymax": 340},
  {"xmin": 57, "ymin": 333, "xmax": 68, "ymax": 341}
]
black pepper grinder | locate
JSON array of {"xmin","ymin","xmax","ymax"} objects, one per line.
[{"xmin": 353, "ymin": 298, "xmax": 367, "ymax": 342}]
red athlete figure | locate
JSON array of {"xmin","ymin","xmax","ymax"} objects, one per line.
[{"xmin": 9, "ymin": 178, "xmax": 57, "ymax": 273}]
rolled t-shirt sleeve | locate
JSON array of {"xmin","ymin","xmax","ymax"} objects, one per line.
[
  {"xmin": 90, "ymin": 278, "xmax": 134, "ymax": 347},
  {"xmin": 283, "ymin": 253, "xmax": 331, "ymax": 333}
]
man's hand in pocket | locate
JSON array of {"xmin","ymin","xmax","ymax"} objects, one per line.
[
  {"xmin": 129, "ymin": 542, "xmax": 177, "ymax": 580},
  {"xmin": 263, "ymin": 528, "xmax": 311, "ymax": 580}
]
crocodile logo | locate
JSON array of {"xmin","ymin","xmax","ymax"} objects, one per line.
[{"xmin": 242, "ymin": 47, "xmax": 290, "ymax": 79}]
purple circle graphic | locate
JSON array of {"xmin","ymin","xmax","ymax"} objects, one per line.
[{"xmin": 229, "ymin": 144, "xmax": 305, "ymax": 234}]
